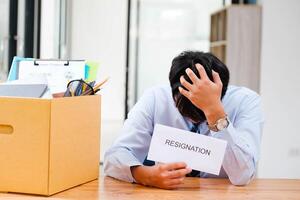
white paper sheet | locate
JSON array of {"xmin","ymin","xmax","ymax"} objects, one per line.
[
  {"xmin": 18, "ymin": 60, "xmax": 85, "ymax": 93},
  {"xmin": 5, "ymin": 75, "xmax": 48, "ymax": 85},
  {"xmin": 148, "ymin": 124, "xmax": 227, "ymax": 175}
]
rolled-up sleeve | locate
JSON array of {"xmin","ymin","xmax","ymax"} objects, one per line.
[
  {"xmin": 212, "ymin": 94, "xmax": 264, "ymax": 185},
  {"xmin": 103, "ymin": 89, "xmax": 155, "ymax": 182}
]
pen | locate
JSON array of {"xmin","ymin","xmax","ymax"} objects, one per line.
[
  {"xmin": 81, "ymin": 77, "xmax": 109, "ymax": 96},
  {"xmin": 92, "ymin": 77, "xmax": 109, "ymax": 91}
]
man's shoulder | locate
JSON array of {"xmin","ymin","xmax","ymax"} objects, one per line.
[
  {"xmin": 226, "ymin": 85, "xmax": 259, "ymax": 97},
  {"xmin": 142, "ymin": 84, "xmax": 171, "ymax": 97},
  {"xmin": 223, "ymin": 85, "xmax": 260, "ymax": 106},
  {"xmin": 224, "ymin": 86, "xmax": 263, "ymax": 124},
  {"xmin": 139, "ymin": 85, "xmax": 174, "ymax": 109}
]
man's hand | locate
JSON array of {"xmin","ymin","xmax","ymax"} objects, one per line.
[
  {"xmin": 131, "ymin": 162, "xmax": 192, "ymax": 189},
  {"xmin": 178, "ymin": 63, "xmax": 226, "ymax": 125}
]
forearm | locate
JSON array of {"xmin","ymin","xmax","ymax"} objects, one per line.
[
  {"xmin": 103, "ymin": 148, "xmax": 142, "ymax": 183},
  {"xmin": 204, "ymin": 103, "xmax": 256, "ymax": 185},
  {"xmin": 222, "ymin": 143, "xmax": 255, "ymax": 185},
  {"xmin": 131, "ymin": 165, "xmax": 151, "ymax": 185},
  {"xmin": 212, "ymin": 124, "xmax": 257, "ymax": 185},
  {"xmin": 204, "ymin": 101, "xmax": 226, "ymax": 126}
]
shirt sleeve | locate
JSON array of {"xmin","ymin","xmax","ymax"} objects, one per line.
[
  {"xmin": 103, "ymin": 88, "xmax": 155, "ymax": 183},
  {"xmin": 211, "ymin": 93, "xmax": 264, "ymax": 186}
]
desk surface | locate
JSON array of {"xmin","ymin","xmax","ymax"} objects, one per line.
[{"xmin": 1, "ymin": 173, "xmax": 300, "ymax": 200}]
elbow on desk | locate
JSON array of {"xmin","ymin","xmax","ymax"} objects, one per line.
[
  {"xmin": 103, "ymin": 152, "xmax": 136, "ymax": 183},
  {"xmin": 103, "ymin": 156, "xmax": 125, "ymax": 181},
  {"xmin": 229, "ymin": 169, "xmax": 255, "ymax": 186},
  {"xmin": 230, "ymin": 177, "xmax": 250, "ymax": 186},
  {"xmin": 103, "ymin": 152, "xmax": 119, "ymax": 180},
  {"xmin": 226, "ymin": 152, "xmax": 257, "ymax": 186}
]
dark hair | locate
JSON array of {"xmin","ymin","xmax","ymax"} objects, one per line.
[{"xmin": 169, "ymin": 51, "xmax": 230, "ymax": 123}]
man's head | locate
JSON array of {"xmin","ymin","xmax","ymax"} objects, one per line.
[{"xmin": 169, "ymin": 51, "xmax": 230, "ymax": 123}]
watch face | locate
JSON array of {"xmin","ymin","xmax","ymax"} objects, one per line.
[{"xmin": 216, "ymin": 118, "xmax": 229, "ymax": 130}]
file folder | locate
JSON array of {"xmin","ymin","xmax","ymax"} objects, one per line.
[{"xmin": 0, "ymin": 84, "xmax": 48, "ymax": 98}]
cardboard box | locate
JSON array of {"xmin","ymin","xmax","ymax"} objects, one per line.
[{"xmin": 0, "ymin": 95, "xmax": 101, "ymax": 196}]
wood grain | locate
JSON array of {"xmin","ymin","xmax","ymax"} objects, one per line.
[{"xmin": 1, "ymin": 172, "xmax": 300, "ymax": 200}]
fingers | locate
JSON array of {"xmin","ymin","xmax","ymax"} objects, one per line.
[
  {"xmin": 166, "ymin": 167, "xmax": 192, "ymax": 179},
  {"xmin": 185, "ymin": 68, "xmax": 199, "ymax": 84},
  {"xmin": 195, "ymin": 63, "xmax": 209, "ymax": 80},
  {"xmin": 161, "ymin": 177, "xmax": 185, "ymax": 190},
  {"xmin": 155, "ymin": 163, "xmax": 192, "ymax": 190},
  {"xmin": 161, "ymin": 162, "xmax": 187, "ymax": 171},
  {"xmin": 180, "ymin": 76, "xmax": 193, "ymax": 91},
  {"xmin": 180, "ymin": 64, "xmax": 212, "ymax": 94},
  {"xmin": 165, "ymin": 177, "xmax": 185, "ymax": 186},
  {"xmin": 178, "ymin": 87, "xmax": 190, "ymax": 99},
  {"xmin": 212, "ymin": 70, "xmax": 222, "ymax": 87}
]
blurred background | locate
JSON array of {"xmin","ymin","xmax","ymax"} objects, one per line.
[{"xmin": 0, "ymin": 0, "xmax": 299, "ymax": 179}]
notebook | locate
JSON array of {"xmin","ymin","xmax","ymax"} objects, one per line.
[{"xmin": 0, "ymin": 84, "xmax": 48, "ymax": 98}]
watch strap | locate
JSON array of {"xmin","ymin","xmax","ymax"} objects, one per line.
[{"xmin": 207, "ymin": 115, "xmax": 228, "ymax": 132}]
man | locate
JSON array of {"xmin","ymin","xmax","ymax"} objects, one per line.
[{"xmin": 104, "ymin": 51, "xmax": 264, "ymax": 189}]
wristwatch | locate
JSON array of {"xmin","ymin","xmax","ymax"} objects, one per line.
[{"xmin": 208, "ymin": 115, "xmax": 229, "ymax": 132}]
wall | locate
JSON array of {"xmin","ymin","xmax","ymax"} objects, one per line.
[
  {"xmin": 258, "ymin": 0, "xmax": 300, "ymax": 178},
  {"xmin": 134, "ymin": 0, "xmax": 222, "ymax": 100},
  {"xmin": 40, "ymin": 0, "xmax": 127, "ymax": 161},
  {"xmin": 0, "ymin": 0, "xmax": 9, "ymax": 80},
  {"xmin": 40, "ymin": 0, "xmax": 60, "ymax": 58},
  {"xmin": 68, "ymin": 0, "xmax": 127, "ymax": 161}
]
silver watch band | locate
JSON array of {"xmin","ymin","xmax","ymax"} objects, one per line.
[
  {"xmin": 207, "ymin": 115, "xmax": 229, "ymax": 132},
  {"xmin": 208, "ymin": 123, "xmax": 219, "ymax": 132}
]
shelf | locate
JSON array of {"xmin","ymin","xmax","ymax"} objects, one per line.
[
  {"xmin": 209, "ymin": 5, "xmax": 262, "ymax": 92},
  {"xmin": 210, "ymin": 40, "xmax": 227, "ymax": 47},
  {"xmin": 210, "ymin": 45, "xmax": 226, "ymax": 63},
  {"xmin": 210, "ymin": 9, "xmax": 227, "ymax": 42}
]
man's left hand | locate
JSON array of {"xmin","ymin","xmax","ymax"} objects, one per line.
[{"xmin": 178, "ymin": 63, "xmax": 226, "ymax": 125}]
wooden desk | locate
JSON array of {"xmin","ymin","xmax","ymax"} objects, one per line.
[{"xmin": 1, "ymin": 174, "xmax": 300, "ymax": 199}]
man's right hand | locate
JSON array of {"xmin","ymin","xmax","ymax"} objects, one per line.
[{"xmin": 130, "ymin": 162, "xmax": 192, "ymax": 189}]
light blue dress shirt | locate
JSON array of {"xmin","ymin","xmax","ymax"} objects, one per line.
[{"xmin": 104, "ymin": 85, "xmax": 264, "ymax": 186}]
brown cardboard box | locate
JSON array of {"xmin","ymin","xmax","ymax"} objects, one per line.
[{"xmin": 0, "ymin": 95, "xmax": 101, "ymax": 196}]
